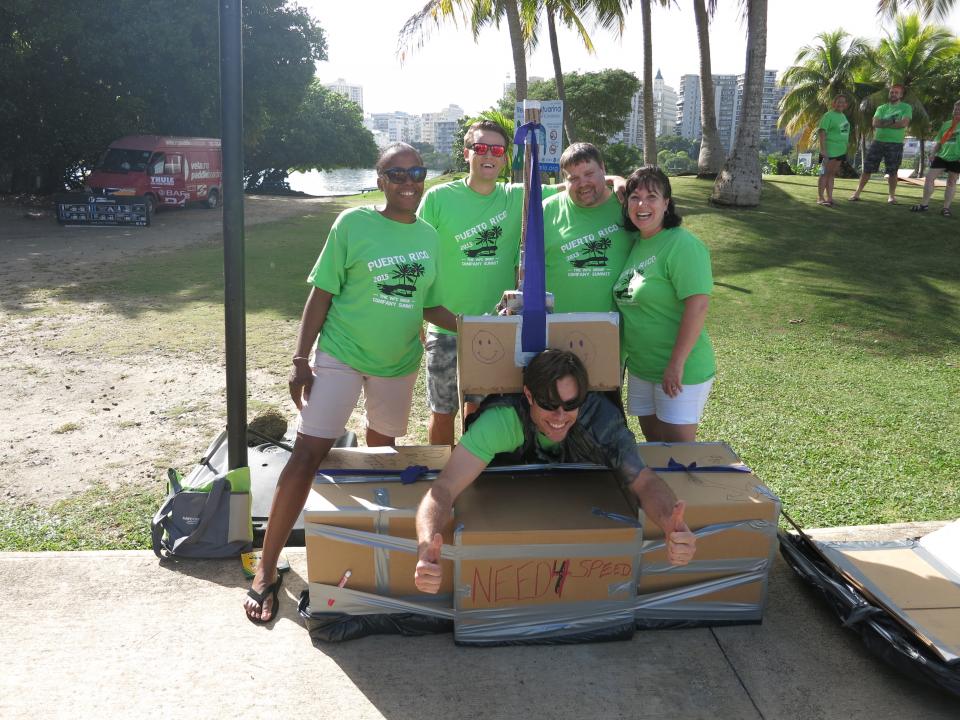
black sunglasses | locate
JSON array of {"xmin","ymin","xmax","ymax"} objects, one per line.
[
  {"xmin": 532, "ymin": 394, "xmax": 585, "ymax": 412},
  {"xmin": 379, "ymin": 166, "xmax": 428, "ymax": 184}
]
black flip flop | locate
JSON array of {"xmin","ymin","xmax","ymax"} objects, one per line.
[{"xmin": 246, "ymin": 573, "xmax": 283, "ymax": 624}]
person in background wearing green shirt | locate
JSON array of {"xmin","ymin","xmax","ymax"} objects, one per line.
[
  {"xmin": 543, "ymin": 143, "xmax": 632, "ymax": 312},
  {"xmin": 910, "ymin": 99, "xmax": 960, "ymax": 217},
  {"xmin": 849, "ymin": 84, "xmax": 913, "ymax": 205},
  {"xmin": 614, "ymin": 167, "xmax": 715, "ymax": 444},
  {"xmin": 815, "ymin": 94, "xmax": 850, "ymax": 207},
  {"xmin": 243, "ymin": 143, "xmax": 455, "ymax": 624},
  {"xmin": 412, "ymin": 350, "xmax": 696, "ymax": 593}
]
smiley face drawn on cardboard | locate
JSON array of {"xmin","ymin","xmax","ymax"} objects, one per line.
[
  {"xmin": 556, "ymin": 330, "xmax": 595, "ymax": 366},
  {"xmin": 472, "ymin": 330, "xmax": 505, "ymax": 364}
]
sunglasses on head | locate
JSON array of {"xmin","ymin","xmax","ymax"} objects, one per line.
[
  {"xmin": 467, "ymin": 142, "xmax": 507, "ymax": 157},
  {"xmin": 379, "ymin": 166, "xmax": 428, "ymax": 184},
  {"xmin": 533, "ymin": 394, "xmax": 584, "ymax": 412}
]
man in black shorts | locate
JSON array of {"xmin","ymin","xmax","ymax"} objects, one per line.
[{"xmin": 850, "ymin": 84, "xmax": 912, "ymax": 205}]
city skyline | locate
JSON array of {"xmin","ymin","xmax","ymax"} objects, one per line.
[{"xmin": 303, "ymin": 0, "xmax": 960, "ymax": 116}]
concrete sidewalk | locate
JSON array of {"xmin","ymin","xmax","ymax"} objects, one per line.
[{"xmin": 3, "ymin": 524, "xmax": 956, "ymax": 720}]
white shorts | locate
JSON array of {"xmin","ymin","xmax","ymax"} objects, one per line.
[
  {"xmin": 297, "ymin": 351, "xmax": 418, "ymax": 439},
  {"xmin": 626, "ymin": 373, "xmax": 715, "ymax": 425}
]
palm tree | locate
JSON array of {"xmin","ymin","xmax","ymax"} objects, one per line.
[
  {"xmin": 711, "ymin": 0, "xmax": 767, "ymax": 207},
  {"xmin": 398, "ymin": 0, "xmax": 531, "ymax": 101},
  {"xmin": 692, "ymin": 0, "xmax": 725, "ymax": 177},
  {"xmin": 869, "ymin": 13, "xmax": 960, "ymax": 172},
  {"xmin": 536, "ymin": 0, "xmax": 632, "ymax": 145},
  {"xmin": 639, "ymin": 1, "xmax": 672, "ymax": 164},
  {"xmin": 877, "ymin": 0, "xmax": 958, "ymax": 20},
  {"xmin": 778, "ymin": 30, "xmax": 870, "ymax": 153}
]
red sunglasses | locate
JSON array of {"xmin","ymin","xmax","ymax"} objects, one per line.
[{"xmin": 468, "ymin": 142, "xmax": 507, "ymax": 157}]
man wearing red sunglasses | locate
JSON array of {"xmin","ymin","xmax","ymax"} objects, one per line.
[
  {"xmin": 418, "ymin": 120, "xmax": 562, "ymax": 447},
  {"xmin": 411, "ymin": 349, "xmax": 697, "ymax": 593}
]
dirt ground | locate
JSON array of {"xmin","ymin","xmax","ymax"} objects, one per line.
[{"xmin": 0, "ymin": 195, "xmax": 332, "ymax": 505}]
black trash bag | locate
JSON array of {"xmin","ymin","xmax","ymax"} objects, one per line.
[
  {"xmin": 298, "ymin": 590, "xmax": 452, "ymax": 643},
  {"xmin": 779, "ymin": 531, "xmax": 960, "ymax": 699}
]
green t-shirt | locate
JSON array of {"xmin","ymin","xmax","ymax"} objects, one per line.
[
  {"xmin": 934, "ymin": 119, "xmax": 960, "ymax": 162},
  {"xmin": 307, "ymin": 206, "xmax": 439, "ymax": 377},
  {"xmin": 542, "ymin": 192, "xmax": 636, "ymax": 313},
  {"xmin": 817, "ymin": 110, "xmax": 850, "ymax": 158},
  {"xmin": 458, "ymin": 406, "xmax": 545, "ymax": 461},
  {"xmin": 418, "ymin": 179, "xmax": 560, "ymax": 334},
  {"xmin": 613, "ymin": 226, "xmax": 716, "ymax": 384},
  {"xmin": 874, "ymin": 101, "xmax": 912, "ymax": 144}
]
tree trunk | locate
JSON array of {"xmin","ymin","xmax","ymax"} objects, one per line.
[
  {"xmin": 693, "ymin": 0, "xmax": 724, "ymax": 177},
  {"xmin": 918, "ymin": 132, "xmax": 926, "ymax": 178},
  {"xmin": 503, "ymin": 0, "xmax": 527, "ymax": 103},
  {"xmin": 546, "ymin": 7, "xmax": 575, "ymax": 145},
  {"xmin": 641, "ymin": 1, "xmax": 656, "ymax": 164},
  {"xmin": 712, "ymin": 0, "xmax": 767, "ymax": 207}
]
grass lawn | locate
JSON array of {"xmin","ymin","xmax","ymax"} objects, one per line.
[{"xmin": 2, "ymin": 173, "xmax": 957, "ymax": 549}]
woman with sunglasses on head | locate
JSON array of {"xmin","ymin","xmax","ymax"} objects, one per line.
[
  {"xmin": 243, "ymin": 143, "xmax": 455, "ymax": 624},
  {"xmin": 614, "ymin": 166, "xmax": 715, "ymax": 443},
  {"xmin": 410, "ymin": 349, "xmax": 697, "ymax": 594}
]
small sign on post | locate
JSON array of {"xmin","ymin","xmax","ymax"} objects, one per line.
[{"xmin": 514, "ymin": 99, "xmax": 564, "ymax": 172}]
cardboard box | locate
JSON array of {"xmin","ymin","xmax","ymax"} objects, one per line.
[
  {"xmin": 456, "ymin": 312, "xmax": 620, "ymax": 396},
  {"xmin": 634, "ymin": 442, "xmax": 780, "ymax": 623},
  {"xmin": 452, "ymin": 470, "xmax": 642, "ymax": 643},
  {"xmin": 304, "ymin": 446, "xmax": 454, "ymax": 601}
]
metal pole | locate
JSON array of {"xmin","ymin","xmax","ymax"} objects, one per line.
[{"xmin": 219, "ymin": 0, "xmax": 248, "ymax": 470}]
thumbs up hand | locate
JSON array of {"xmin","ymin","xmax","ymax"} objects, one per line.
[
  {"xmin": 414, "ymin": 533, "xmax": 445, "ymax": 593},
  {"xmin": 665, "ymin": 500, "xmax": 696, "ymax": 566}
]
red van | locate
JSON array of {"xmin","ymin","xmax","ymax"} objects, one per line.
[{"xmin": 85, "ymin": 135, "xmax": 222, "ymax": 214}]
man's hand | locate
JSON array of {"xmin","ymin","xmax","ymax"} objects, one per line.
[
  {"xmin": 414, "ymin": 533, "xmax": 444, "ymax": 593},
  {"xmin": 664, "ymin": 500, "xmax": 696, "ymax": 566}
]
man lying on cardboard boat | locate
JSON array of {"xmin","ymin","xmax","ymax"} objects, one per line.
[{"xmin": 414, "ymin": 349, "xmax": 697, "ymax": 592}]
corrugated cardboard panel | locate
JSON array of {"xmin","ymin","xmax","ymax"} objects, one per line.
[
  {"xmin": 306, "ymin": 516, "xmax": 377, "ymax": 589},
  {"xmin": 454, "ymin": 470, "xmax": 640, "ymax": 612},
  {"xmin": 840, "ymin": 547, "xmax": 960, "ymax": 610},
  {"xmin": 901, "ymin": 609, "xmax": 960, "ymax": 651},
  {"xmin": 457, "ymin": 313, "xmax": 620, "ymax": 395},
  {"xmin": 458, "ymin": 553, "xmax": 637, "ymax": 609},
  {"xmin": 639, "ymin": 569, "xmax": 765, "ymax": 601},
  {"xmin": 317, "ymin": 445, "xmax": 451, "ymax": 471},
  {"xmin": 455, "ymin": 471, "xmax": 635, "ymax": 533}
]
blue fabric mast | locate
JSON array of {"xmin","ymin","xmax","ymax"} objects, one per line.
[{"xmin": 514, "ymin": 121, "xmax": 546, "ymax": 355}]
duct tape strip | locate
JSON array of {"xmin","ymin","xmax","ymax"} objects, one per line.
[
  {"xmin": 641, "ymin": 519, "xmax": 776, "ymax": 554},
  {"xmin": 816, "ymin": 541, "xmax": 960, "ymax": 664},
  {"xmin": 642, "ymin": 557, "xmax": 770, "ymax": 576},
  {"xmin": 305, "ymin": 523, "xmax": 640, "ymax": 562},
  {"xmin": 914, "ymin": 544, "xmax": 960, "ymax": 587},
  {"xmin": 634, "ymin": 570, "xmax": 767, "ymax": 610},
  {"xmin": 316, "ymin": 472, "xmax": 440, "ymax": 484},
  {"xmin": 591, "ymin": 506, "xmax": 643, "ymax": 528},
  {"xmin": 374, "ymin": 509, "xmax": 390, "ymax": 596},
  {"xmin": 307, "ymin": 582, "xmax": 454, "ymax": 619},
  {"xmin": 454, "ymin": 599, "xmax": 635, "ymax": 643},
  {"xmin": 634, "ymin": 601, "xmax": 764, "ymax": 624}
]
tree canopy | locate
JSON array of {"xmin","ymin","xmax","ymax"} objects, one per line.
[
  {"xmin": 499, "ymin": 69, "xmax": 639, "ymax": 150},
  {"xmin": 0, "ymin": 1, "xmax": 372, "ymax": 193}
]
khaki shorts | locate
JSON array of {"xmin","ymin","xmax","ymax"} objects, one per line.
[{"xmin": 297, "ymin": 351, "xmax": 418, "ymax": 439}]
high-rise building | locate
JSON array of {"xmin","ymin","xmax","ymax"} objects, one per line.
[
  {"xmin": 675, "ymin": 71, "xmax": 787, "ymax": 154},
  {"xmin": 421, "ymin": 104, "xmax": 465, "ymax": 155},
  {"xmin": 619, "ymin": 70, "xmax": 679, "ymax": 150},
  {"xmin": 369, "ymin": 112, "xmax": 421, "ymax": 144},
  {"xmin": 323, "ymin": 78, "xmax": 363, "ymax": 111}
]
